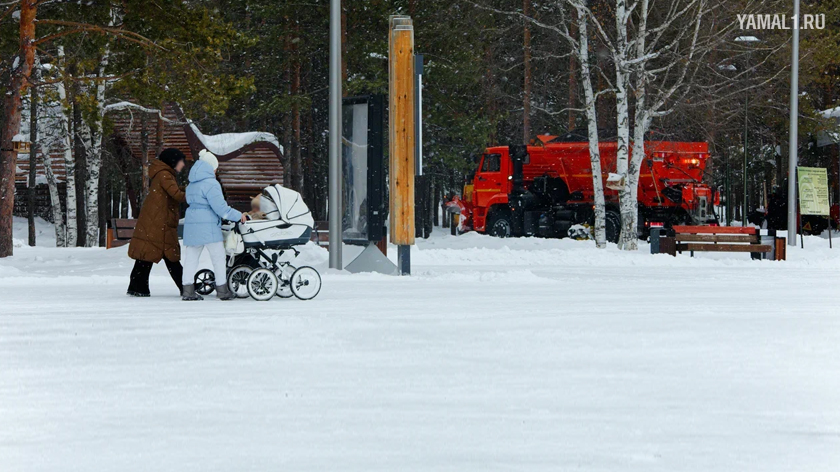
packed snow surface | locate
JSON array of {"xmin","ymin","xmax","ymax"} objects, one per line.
[{"xmin": 1, "ymin": 218, "xmax": 839, "ymax": 471}]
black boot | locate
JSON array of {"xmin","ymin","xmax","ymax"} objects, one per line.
[
  {"xmin": 164, "ymin": 257, "xmax": 185, "ymax": 294},
  {"xmin": 127, "ymin": 260, "xmax": 153, "ymax": 297}
]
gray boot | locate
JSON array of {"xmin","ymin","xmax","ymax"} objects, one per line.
[
  {"xmin": 216, "ymin": 283, "xmax": 236, "ymax": 301},
  {"xmin": 181, "ymin": 285, "xmax": 204, "ymax": 301}
]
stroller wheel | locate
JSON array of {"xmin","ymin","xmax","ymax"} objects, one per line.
[
  {"xmin": 273, "ymin": 265, "xmax": 294, "ymax": 298},
  {"xmin": 227, "ymin": 265, "xmax": 253, "ymax": 299},
  {"xmin": 276, "ymin": 279, "xmax": 294, "ymax": 298},
  {"xmin": 194, "ymin": 269, "xmax": 216, "ymax": 295},
  {"xmin": 247, "ymin": 268, "xmax": 277, "ymax": 301},
  {"xmin": 290, "ymin": 266, "xmax": 322, "ymax": 300}
]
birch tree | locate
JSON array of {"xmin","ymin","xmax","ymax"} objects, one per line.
[
  {"xmin": 572, "ymin": 1, "xmax": 607, "ymax": 248},
  {"xmin": 620, "ymin": 0, "xmax": 709, "ymax": 250},
  {"xmin": 613, "ymin": 0, "xmax": 633, "ymax": 249},
  {"xmin": 77, "ymin": 6, "xmax": 120, "ymax": 247},
  {"xmin": 578, "ymin": 0, "xmax": 715, "ymax": 249},
  {"xmin": 56, "ymin": 46, "xmax": 76, "ymax": 247},
  {"xmin": 34, "ymin": 62, "xmax": 68, "ymax": 246}
]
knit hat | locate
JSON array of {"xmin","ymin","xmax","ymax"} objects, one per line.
[
  {"xmin": 198, "ymin": 149, "xmax": 219, "ymax": 171},
  {"xmin": 158, "ymin": 148, "xmax": 186, "ymax": 170}
]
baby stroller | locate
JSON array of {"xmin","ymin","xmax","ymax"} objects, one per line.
[{"xmin": 193, "ymin": 184, "xmax": 322, "ymax": 301}]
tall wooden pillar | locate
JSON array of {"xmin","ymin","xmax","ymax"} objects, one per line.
[{"xmin": 389, "ymin": 16, "xmax": 415, "ymax": 275}]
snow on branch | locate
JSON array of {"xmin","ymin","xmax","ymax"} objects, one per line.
[{"xmin": 102, "ymin": 101, "xmax": 188, "ymax": 124}]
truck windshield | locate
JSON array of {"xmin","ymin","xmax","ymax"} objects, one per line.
[{"xmin": 481, "ymin": 153, "xmax": 501, "ymax": 172}]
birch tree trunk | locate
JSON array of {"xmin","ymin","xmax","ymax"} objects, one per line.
[
  {"xmin": 619, "ymin": 0, "xmax": 705, "ymax": 249},
  {"xmin": 84, "ymin": 48, "xmax": 111, "ymax": 247},
  {"xmin": 0, "ymin": 0, "xmax": 37, "ymax": 257},
  {"xmin": 614, "ymin": 0, "xmax": 634, "ymax": 250},
  {"xmin": 83, "ymin": 7, "xmax": 120, "ymax": 247},
  {"xmin": 575, "ymin": 4, "xmax": 606, "ymax": 248},
  {"xmin": 42, "ymin": 145, "xmax": 65, "ymax": 246},
  {"xmin": 56, "ymin": 49, "xmax": 77, "ymax": 247},
  {"xmin": 617, "ymin": 0, "xmax": 650, "ymax": 251}
]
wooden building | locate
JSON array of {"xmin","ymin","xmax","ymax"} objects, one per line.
[{"xmin": 15, "ymin": 102, "xmax": 284, "ymax": 221}]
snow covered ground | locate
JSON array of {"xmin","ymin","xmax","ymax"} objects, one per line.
[{"xmin": 1, "ymin": 217, "xmax": 839, "ymax": 471}]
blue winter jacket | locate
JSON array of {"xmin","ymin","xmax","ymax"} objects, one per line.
[{"xmin": 182, "ymin": 160, "xmax": 243, "ymax": 246}]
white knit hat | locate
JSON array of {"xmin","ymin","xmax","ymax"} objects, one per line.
[{"xmin": 198, "ymin": 149, "xmax": 219, "ymax": 171}]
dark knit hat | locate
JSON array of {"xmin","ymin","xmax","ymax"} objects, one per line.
[{"xmin": 158, "ymin": 148, "xmax": 186, "ymax": 170}]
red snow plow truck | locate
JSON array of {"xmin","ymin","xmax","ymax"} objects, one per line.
[{"xmin": 459, "ymin": 135, "xmax": 717, "ymax": 242}]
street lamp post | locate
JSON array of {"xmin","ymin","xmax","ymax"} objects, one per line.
[
  {"xmin": 328, "ymin": 0, "xmax": 342, "ymax": 269},
  {"xmin": 734, "ymin": 35, "xmax": 760, "ymax": 226},
  {"xmin": 787, "ymin": 0, "xmax": 800, "ymax": 246},
  {"xmin": 718, "ymin": 62, "xmax": 737, "ymax": 226}
]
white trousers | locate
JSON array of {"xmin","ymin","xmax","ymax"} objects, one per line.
[{"xmin": 182, "ymin": 241, "xmax": 228, "ymax": 287}]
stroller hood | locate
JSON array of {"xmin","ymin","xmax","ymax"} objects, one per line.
[{"xmin": 261, "ymin": 184, "xmax": 315, "ymax": 228}]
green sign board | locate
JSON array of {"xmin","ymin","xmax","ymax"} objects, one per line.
[{"xmin": 797, "ymin": 167, "xmax": 830, "ymax": 216}]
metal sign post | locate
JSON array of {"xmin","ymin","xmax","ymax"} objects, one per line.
[
  {"xmin": 415, "ymin": 54, "xmax": 423, "ymax": 177},
  {"xmin": 328, "ymin": 0, "xmax": 342, "ymax": 269}
]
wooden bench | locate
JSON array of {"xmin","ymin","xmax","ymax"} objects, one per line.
[
  {"xmin": 652, "ymin": 225, "xmax": 786, "ymax": 260},
  {"xmin": 107, "ymin": 218, "xmax": 137, "ymax": 249}
]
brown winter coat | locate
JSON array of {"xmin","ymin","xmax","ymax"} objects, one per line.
[{"xmin": 128, "ymin": 159, "xmax": 186, "ymax": 262}]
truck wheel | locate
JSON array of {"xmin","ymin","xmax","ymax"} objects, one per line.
[
  {"xmin": 605, "ymin": 210, "xmax": 621, "ymax": 244},
  {"xmin": 487, "ymin": 211, "xmax": 513, "ymax": 238}
]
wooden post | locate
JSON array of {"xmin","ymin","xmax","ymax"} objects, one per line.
[{"xmin": 389, "ymin": 16, "xmax": 415, "ymax": 275}]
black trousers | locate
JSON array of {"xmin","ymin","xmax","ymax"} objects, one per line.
[{"xmin": 128, "ymin": 258, "xmax": 183, "ymax": 295}]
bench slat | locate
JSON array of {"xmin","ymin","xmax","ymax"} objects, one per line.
[
  {"xmin": 115, "ymin": 228, "xmax": 134, "ymax": 239},
  {"xmin": 673, "ymin": 225, "xmax": 757, "ymax": 235},
  {"xmin": 111, "ymin": 218, "xmax": 137, "ymax": 229},
  {"xmin": 677, "ymin": 243, "xmax": 772, "ymax": 253},
  {"xmin": 675, "ymin": 234, "xmax": 759, "ymax": 243}
]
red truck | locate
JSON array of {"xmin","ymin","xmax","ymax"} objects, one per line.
[{"xmin": 461, "ymin": 136, "xmax": 717, "ymax": 242}]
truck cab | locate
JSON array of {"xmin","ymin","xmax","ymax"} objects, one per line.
[{"xmin": 471, "ymin": 149, "xmax": 512, "ymax": 231}]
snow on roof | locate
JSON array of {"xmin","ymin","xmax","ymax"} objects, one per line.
[
  {"xmin": 817, "ymin": 106, "xmax": 840, "ymax": 147},
  {"xmin": 190, "ymin": 124, "xmax": 283, "ymax": 155},
  {"xmin": 820, "ymin": 106, "xmax": 840, "ymax": 119}
]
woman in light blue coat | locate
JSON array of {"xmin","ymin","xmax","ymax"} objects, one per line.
[{"xmin": 181, "ymin": 150, "xmax": 246, "ymax": 300}]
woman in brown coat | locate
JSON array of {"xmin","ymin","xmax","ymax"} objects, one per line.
[{"xmin": 126, "ymin": 148, "xmax": 187, "ymax": 297}]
